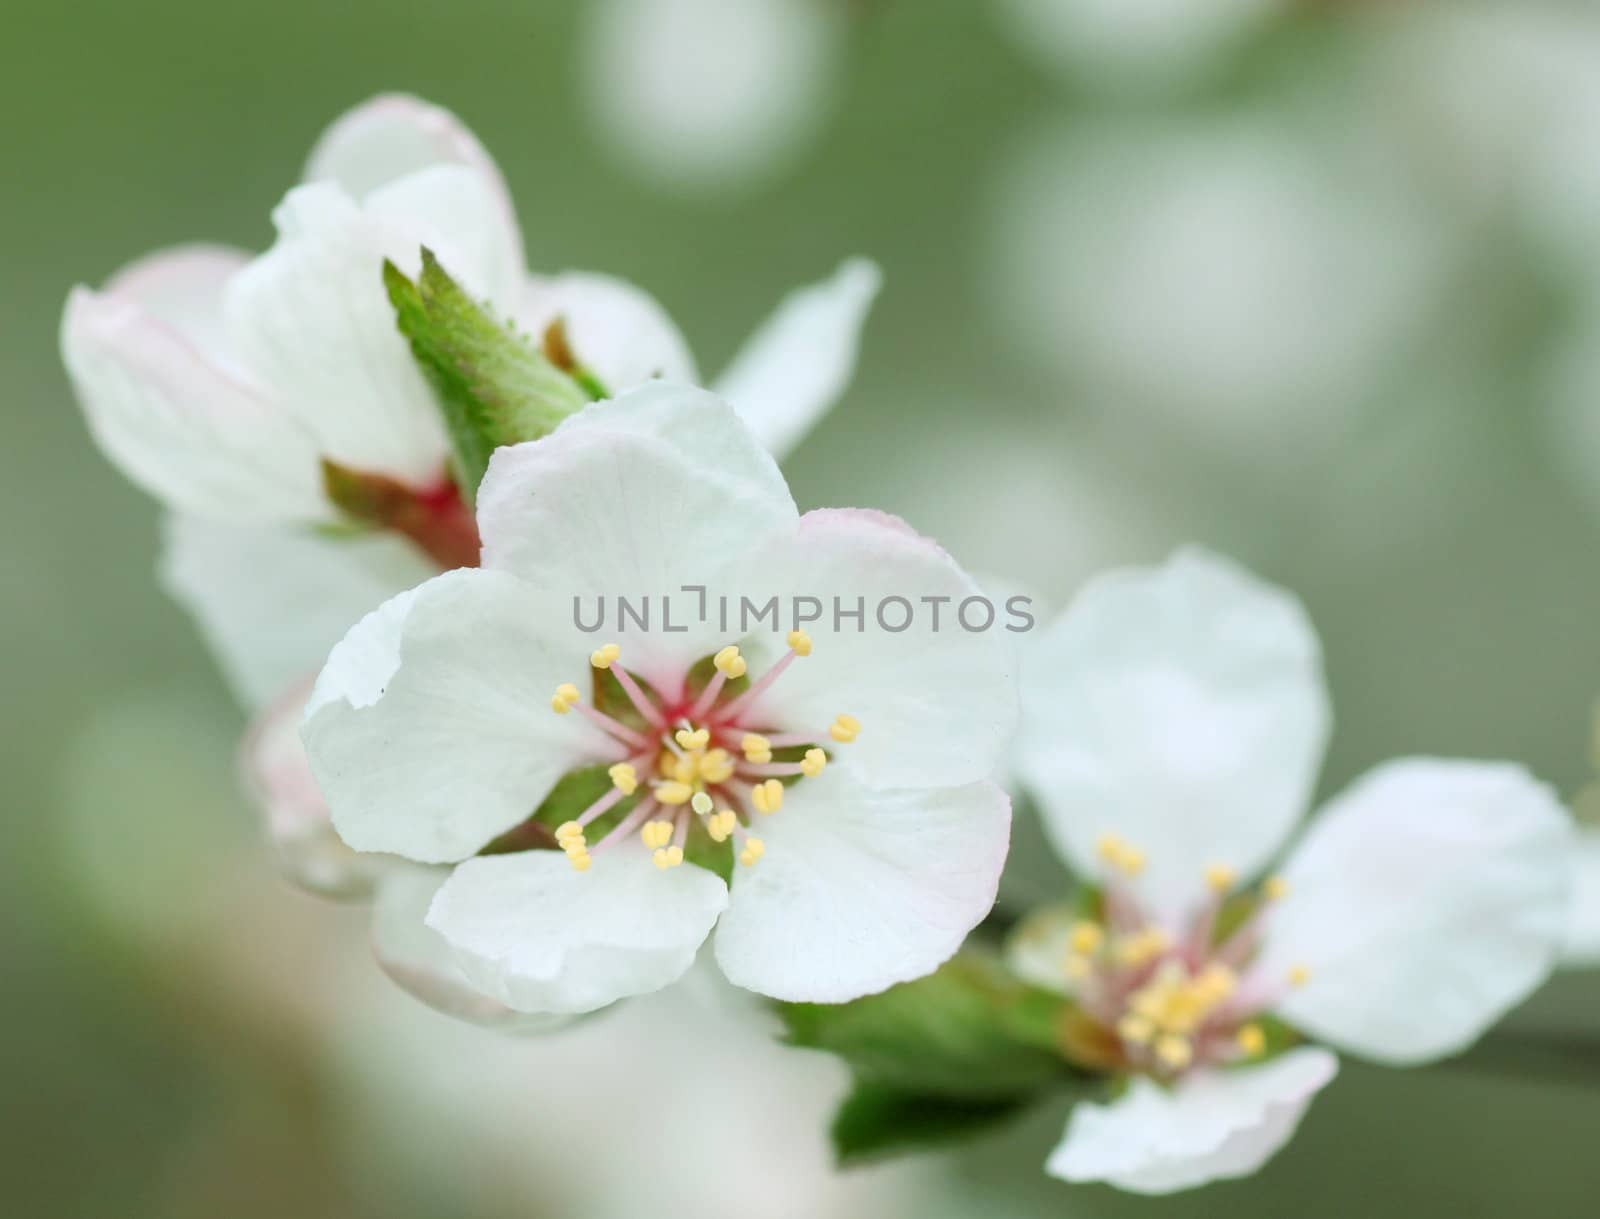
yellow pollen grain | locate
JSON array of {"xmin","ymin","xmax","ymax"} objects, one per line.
[
  {"xmin": 656, "ymin": 781, "xmax": 693, "ymax": 806},
  {"xmin": 674, "ymin": 727, "xmax": 710, "ymax": 751},
  {"xmin": 1236, "ymin": 1024, "xmax": 1266, "ymax": 1057},
  {"xmin": 741, "ymin": 733, "xmax": 772, "ymax": 763},
  {"xmin": 590, "ymin": 642, "xmax": 621, "ymax": 670},
  {"xmin": 1069, "ymin": 921, "xmax": 1103, "ymax": 956},
  {"xmin": 800, "ymin": 748, "xmax": 827, "ymax": 777},
  {"xmin": 1205, "ymin": 864, "xmax": 1236, "ymax": 894},
  {"xmin": 608, "ymin": 763, "xmax": 638, "ymax": 795},
  {"xmin": 752, "ymin": 779, "xmax": 785, "ymax": 814},
  {"xmin": 786, "ymin": 629, "xmax": 813, "ymax": 657},
  {"xmin": 691, "ymin": 791, "xmax": 714, "ymax": 816},
  {"xmin": 829, "ymin": 714, "xmax": 860, "ymax": 743},
  {"xmin": 1116, "ymin": 1014, "xmax": 1155, "ymax": 1045},
  {"xmin": 699, "ymin": 748, "xmax": 734, "ymax": 784},
  {"xmin": 640, "ymin": 820, "xmax": 674, "ymax": 850},
  {"xmin": 713, "ymin": 645, "xmax": 747, "ymax": 679},
  {"xmin": 1154, "ymin": 1035, "xmax": 1193, "ymax": 1072}
]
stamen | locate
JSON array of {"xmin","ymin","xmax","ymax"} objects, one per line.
[
  {"xmin": 706, "ymin": 809, "xmax": 738, "ymax": 842},
  {"xmin": 1263, "ymin": 875, "xmax": 1289, "ymax": 902},
  {"xmin": 589, "ymin": 642, "xmax": 622, "ymax": 670},
  {"xmin": 674, "ymin": 727, "xmax": 710, "ymax": 751},
  {"xmin": 751, "ymin": 779, "xmax": 785, "ymax": 815},
  {"xmin": 1236, "ymin": 1024, "xmax": 1266, "ymax": 1057},
  {"xmin": 699, "ymin": 748, "xmax": 734, "ymax": 784},
  {"xmin": 1096, "ymin": 833, "xmax": 1146, "ymax": 877},
  {"xmin": 1286, "ymin": 964, "xmax": 1311, "ymax": 988},
  {"xmin": 1153, "ymin": 1035, "xmax": 1193, "ymax": 1072},
  {"xmin": 590, "ymin": 795, "xmax": 659, "ymax": 856},
  {"xmin": 655, "ymin": 781, "xmax": 693, "ymax": 806},
  {"xmin": 713, "ymin": 645, "xmax": 747, "ymax": 679},
  {"xmin": 569, "ymin": 700, "xmax": 649, "ymax": 749},
  {"xmin": 551, "ymin": 683, "xmax": 580, "ymax": 714},
  {"xmin": 1069, "ymin": 921, "xmax": 1104, "ymax": 955},
  {"xmin": 607, "ymin": 659, "xmax": 668, "ymax": 729},
  {"xmin": 738, "ymin": 836, "xmax": 766, "ymax": 867},
  {"xmin": 786, "ymin": 629, "xmax": 813, "ymax": 657},
  {"xmin": 1204, "ymin": 864, "xmax": 1236, "ymax": 895},
  {"xmin": 799, "ymin": 748, "xmax": 827, "ymax": 777},
  {"xmin": 828, "ymin": 713, "xmax": 860, "ymax": 744},
  {"xmin": 608, "ymin": 763, "xmax": 639, "ymax": 795},
  {"xmin": 720, "ymin": 645, "xmax": 806, "ymax": 720},
  {"xmin": 741, "ymin": 733, "xmax": 773, "ymax": 764},
  {"xmin": 652, "ymin": 845, "xmax": 685, "ymax": 869},
  {"xmin": 640, "ymin": 819, "xmax": 675, "ymax": 850},
  {"xmin": 1116, "ymin": 1014, "xmax": 1155, "ymax": 1045}
]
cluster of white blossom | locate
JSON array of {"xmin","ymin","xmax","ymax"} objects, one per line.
[{"xmin": 60, "ymin": 93, "xmax": 1599, "ymax": 1199}]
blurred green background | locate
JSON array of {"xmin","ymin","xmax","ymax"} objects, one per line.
[{"xmin": 5, "ymin": 0, "xmax": 1600, "ymax": 1215}]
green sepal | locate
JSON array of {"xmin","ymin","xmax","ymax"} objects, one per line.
[
  {"xmin": 384, "ymin": 249, "xmax": 590, "ymax": 505},
  {"xmin": 829, "ymin": 1083, "xmax": 1031, "ymax": 1169},
  {"xmin": 777, "ymin": 952, "xmax": 1077, "ymax": 1100}
]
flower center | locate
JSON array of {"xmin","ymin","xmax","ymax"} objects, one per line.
[
  {"xmin": 1060, "ymin": 835, "xmax": 1307, "ymax": 1078},
  {"xmin": 545, "ymin": 630, "xmax": 857, "ymax": 874}
]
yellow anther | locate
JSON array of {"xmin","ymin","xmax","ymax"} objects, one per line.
[
  {"xmin": 829, "ymin": 713, "xmax": 860, "ymax": 743},
  {"xmin": 698, "ymin": 748, "xmax": 734, "ymax": 784},
  {"xmin": 1116, "ymin": 927, "xmax": 1170, "ymax": 967},
  {"xmin": 656, "ymin": 781, "xmax": 693, "ymax": 806},
  {"xmin": 555, "ymin": 820, "xmax": 584, "ymax": 843},
  {"xmin": 1263, "ymin": 875, "xmax": 1290, "ymax": 902},
  {"xmin": 800, "ymin": 747, "xmax": 827, "ymax": 777},
  {"xmin": 1116, "ymin": 1014, "xmax": 1155, "ymax": 1045},
  {"xmin": 690, "ymin": 791, "xmax": 714, "ymax": 816},
  {"xmin": 674, "ymin": 727, "xmax": 710, "ymax": 751},
  {"xmin": 608, "ymin": 763, "xmax": 639, "ymax": 795},
  {"xmin": 640, "ymin": 819, "xmax": 675, "ymax": 850},
  {"xmin": 551, "ymin": 683, "xmax": 581, "ymax": 714},
  {"xmin": 707, "ymin": 810, "xmax": 738, "ymax": 842},
  {"xmin": 670, "ymin": 755, "xmax": 696, "ymax": 784},
  {"xmin": 752, "ymin": 779, "xmax": 785, "ymax": 814},
  {"xmin": 1193, "ymin": 963, "xmax": 1237, "ymax": 1003},
  {"xmin": 1153, "ymin": 1034, "xmax": 1193, "ymax": 1072},
  {"xmin": 786, "ymin": 629, "xmax": 813, "ymax": 657},
  {"xmin": 741, "ymin": 733, "xmax": 772, "ymax": 763},
  {"xmin": 1096, "ymin": 832, "xmax": 1146, "ymax": 876},
  {"xmin": 590, "ymin": 642, "xmax": 621, "ymax": 670},
  {"xmin": 713, "ymin": 645, "xmax": 747, "ymax": 679},
  {"xmin": 1287, "ymin": 964, "xmax": 1311, "ymax": 988},
  {"xmin": 652, "ymin": 845, "xmax": 685, "ymax": 869},
  {"xmin": 1064, "ymin": 954, "xmax": 1094, "ymax": 982},
  {"xmin": 1236, "ymin": 1024, "xmax": 1266, "ymax": 1057},
  {"xmin": 1069, "ymin": 921, "xmax": 1104, "ymax": 956},
  {"xmin": 1205, "ymin": 864, "xmax": 1236, "ymax": 895},
  {"xmin": 739, "ymin": 837, "xmax": 766, "ymax": 867},
  {"xmin": 568, "ymin": 851, "xmax": 592, "ymax": 873}
]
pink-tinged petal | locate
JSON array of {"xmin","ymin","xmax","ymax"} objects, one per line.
[
  {"xmin": 1047, "ymin": 1048, "xmax": 1338, "ymax": 1194},
  {"xmin": 713, "ymin": 258, "xmax": 882, "ymax": 459},
  {"xmin": 61, "ymin": 262, "xmax": 327, "ymax": 522},
  {"xmin": 221, "ymin": 183, "xmax": 453, "ymax": 489},
  {"xmin": 160, "ymin": 512, "xmax": 435, "ymax": 712},
  {"xmin": 302, "ymin": 569, "xmax": 612, "ymax": 864},
  {"xmin": 1017, "ymin": 547, "xmax": 1330, "ymax": 921},
  {"xmin": 427, "ymin": 849, "xmax": 728, "ymax": 1015},
  {"xmin": 242, "ymin": 680, "xmax": 390, "ymax": 899},
  {"xmin": 714, "ymin": 773, "xmax": 1011, "ymax": 1002},
  {"xmin": 733, "ymin": 507, "xmax": 1019, "ymax": 790},
  {"xmin": 303, "ymin": 92, "xmax": 523, "ymax": 272},
  {"xmin": 1262, "ymin": 759, "xmax": 1574, "ymax": 1065},
  {"xmin": 517, "ymin": 271, "xmax": 699, "ymax": 393},
  {"xmin": 373, "ymin": 864, "xmax": 578, "ymax": 1033}
]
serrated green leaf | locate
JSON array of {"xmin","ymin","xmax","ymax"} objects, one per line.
[
  {"xmin": 384, "ymin": 250, "xmax": 591, "ymax": 504},
  {"xmin": 778, "ymin": 952, "xmax": 1076, "ymax": 1100},
  {"xmin": 830, "ymin": 1083, "xmax": 1030, "ymax": 1169}
]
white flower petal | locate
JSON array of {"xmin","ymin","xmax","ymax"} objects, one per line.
[
  {"xmin": 302, "ymin": 568, "xmax": 612, "ymax": 864},
  {"xmin": 1563, "ymin": 829, "xmax": 1600, "ymax": 966},
  {"xmin": 427, "ymin": 849, "xmax": 728, "ymax": 1015},
  {"xmin": 736, "ymin": 508, "xmax": 1019, "ymax": 790},
  {"xmin": 221, "ymin": 182, "xmax": 452, "ymax": 488},
  {"xmin": 1263, "ymin": 758, "xmax": 1574, "ymax": 1065},
  {"xmin": 1003, "ymin": 904, "xmax": 1080, "ymax": 997},
  {"xmin": 160, "ymin": 512, "xmax": 435, "ymax": 711},
  {"xmin": 517, "ymin": 271, "xmax": 699, "ymax": 392},
  {"xmin": 302, "ymin": 92, "xmax": 523, "ymax": 271},
  {"xmin": 61, "ymin": 252, "xmax": 326, "ymax": 523},
  {"xmin": 712, "ymin": 258, "xmax": 882, "ymax": 460},
  {"xmin": 373, "ymin": 863, "xmax": 576, "ymax": 1032},
  {"xmin": 242, "ymin": 681, "xmax": 390, "ymax": 898},
  {"xmin": 1017, "ymin": 548, "xmax": 1330, "ymax": 918},
  {"xmin": 1047, "ymin": 1048, "xmax": 1338, "ymax": 1194},
  {"xmin": 476, "ymin": 386, "xmax": 798, "ymax": 684},
  {"xmin": 714, "ymin": 772, "xmax": 1011, "ymax": 1002}
]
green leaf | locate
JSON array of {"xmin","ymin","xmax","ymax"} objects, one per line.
[
  {"xmin": 778, "ymin": 952, "xmax": 1075, "ymax": 1100},
  {"xmin": 384, "ymin": 250, "xmax": 591, "ymax": 504},
  {"xmin": 830, "ymin": 1083, "xmax": 1030, "ymax": 1168}
]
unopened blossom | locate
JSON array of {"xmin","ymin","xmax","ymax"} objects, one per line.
[
  {"xmin": 1009, "ymin": 548, "xmax": 1574, "ymax": 1194},
  {"xmin": 59, "ymin": 94, "xmax": 881, "ymax": 915},
  {"xmin": 303, "ymin": 384, "xmax": 1015, "ymax": 1014}
]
